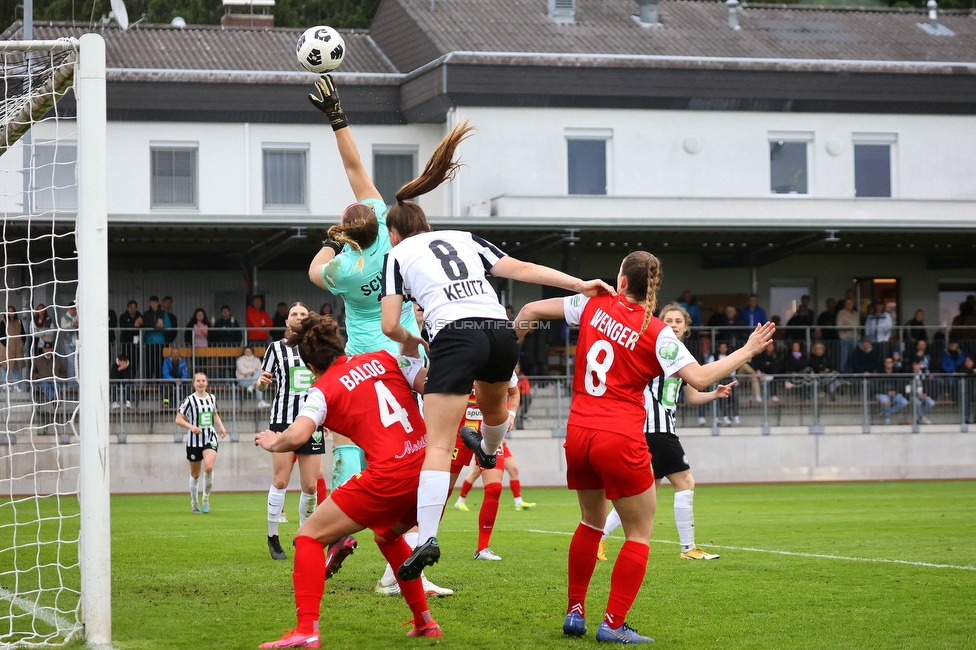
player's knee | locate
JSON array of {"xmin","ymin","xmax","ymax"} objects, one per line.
[{"xmin": 272, "ymin": 478, "xmax": 288, "ymax": 490}]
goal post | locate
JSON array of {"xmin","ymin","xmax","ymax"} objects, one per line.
[
  {"xmin": 76, "ymin": 33, "xmax": 111, "ymax": 646},
  {"xmin": 0, "ymin": 33, "xmax": 110, "ymax": 646}
]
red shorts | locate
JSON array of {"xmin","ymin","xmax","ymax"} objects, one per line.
[
  {"xmin": 329, "ymin": 464, "xmax": 420, "ymax": 533},
  {"xmin": 450, "ymin": 432, "xmax": 506, "ymax": 475},
  {"xmin": 564, "ymin": 424, "xmax": 653, "ymax": 501}
]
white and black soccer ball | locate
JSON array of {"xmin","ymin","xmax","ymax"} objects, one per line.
[{"xmin": 296, "ymin": 26, "xmax": 346, "ymax": 74}]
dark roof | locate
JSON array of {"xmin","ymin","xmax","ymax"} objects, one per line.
[
  {"xmin": 13, "ymin": 21, "xmax": 397, "ymax": 78},
  {"xmin": 373, "ymin": 0, "xmax": 976, "ymax": 72}
]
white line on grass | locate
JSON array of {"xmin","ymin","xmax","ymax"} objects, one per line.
[
  {"xmin": 524, "ymin": 529, "xmax": 976, "ymax": 572},
  {"xmin": 0, "ymin": 586, "xmax": 78, "ymax": 631}
]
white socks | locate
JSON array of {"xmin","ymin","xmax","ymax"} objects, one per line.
[
  {"xmin": 514, "ymin": 496, "xmax": 523, "ymax": 507},
  {"xmin": 674, "ymin": 489, "xmax": 695, "ymax": 551},
  {"xmin": 602, "ymin": 507, "xmax": 622, "ymax": 540},
  {"xmin": 189, "ymin": 476, "xmax": 199, "ymax": 505},
  {"xmin": 203, "ymin": 472, "xmax": 213, "ymax": 500},
  {"xmin": 479, "ymin": 420, "xmax": 509, "ymax": 455},
  {"xmin": 416, "ymin": 470, "xmax": 451, "ymax": 543},
  {"xmin": 299, "ymin": 491, "xmax": 316, "ymax": 525},
  {"xmin": 268, "ymin": 486, "xmax": 286, "ymax": 536}
]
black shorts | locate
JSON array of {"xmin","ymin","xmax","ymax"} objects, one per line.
[
  {"xmin": 186, "ymin": 440, "xmax": 218, "ymax": 462},
  {"xmin": 270, "ymin": 422, "xmax": 325, "ymax": 455},
  {"xmin": 645, "ymin": 432, "xmax": 690, "ymax": 479},
  {"xmin": 425, "ymin": 318, "xmax": 520, "ymax": 395}
]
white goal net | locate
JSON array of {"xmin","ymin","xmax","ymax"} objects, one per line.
[{"xmin": 0, "ymin": 35, "xmax": 109, "ymax": 646}]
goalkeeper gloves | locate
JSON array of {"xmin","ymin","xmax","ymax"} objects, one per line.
[{"xmin": 309, "ymin": 74, "xmax": 348, "ymax": 131}]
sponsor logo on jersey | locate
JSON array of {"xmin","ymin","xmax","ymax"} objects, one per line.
[
  {"xmin": 360, "ymin": 274, "xmax": 383, "ymax": 297},
  {"xmin": 465, "ymin": 407, "xmax": 483, "ymax": 421},
  {"xmin": 394, "ymin": 434, "xmax": 428, "ymax": 459},
  {"xmin": 589, "ymin": 308, "xmax": 639, "ymax": 351},
  {"xmin": 198, "ymin": 412, "xmax": 214, "ymax": 428},
  {"xmin": 338, "ymin": 359, "xmax": 388, "ymax": 391},
  {"xmin": 442, "ymin": 278, "xmax": 488, "ymax": 301},
  {"xmin": 312, "ymin": 430, "xmax": 323, "ymax": 444},
  {"xmin": 571, "ymin": 294, "xmax": 585, "ymax": 307},
  {"xmin": 659, "ymin": 341, "xmax": 679, "ymax": 360},
  {"xmin": 289, "ymin": 366, "xmax": 314, "ymax": 393}
]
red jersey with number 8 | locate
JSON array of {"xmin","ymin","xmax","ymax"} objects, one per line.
[
  {"xmin": 563, "ymin": 293, "xmax": 695, "ymax": 439},
  {"xmin": 299, "ymin": 351, "xmax": 427, "ymax": 476}
]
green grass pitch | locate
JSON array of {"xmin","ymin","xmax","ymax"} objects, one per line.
[{"xmin": 4, "ymin": 481, "xmax": 976, "ymax": 649}]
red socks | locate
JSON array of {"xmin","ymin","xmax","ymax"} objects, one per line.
[
  {"xmin": 477, "ymin": 483, "xmax": 502, "ymax": 551},
  {"xmin": 459, "ymin": 479, "xmax": 474, "ymax": 499},
  {"xmin": 293, "ymin": 536, "xmax": 326, "ymax": 634},
  {"xmin": 567, "ymin": 522, "xmax": 602, "ymax": 616},
  {"xmin": 375, "ymin": 533, "xmax": 432, "ymax": 625},
  {"xmin": 604, "ymin": 540, "xmax": 649, "ymax": 628},
  {"xmin": 316, "ymin": 478, "xmax": 328, "ymax": 505},
  {"xmin": 510, "ymin": 479, "xmax": 521, "ymax": 499}
]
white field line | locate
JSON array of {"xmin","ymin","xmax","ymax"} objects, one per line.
[
  {"xmin": 524, "ymin": 529, "xmax": 976, "ymax": 572},
  {"xmin": 0, "ymin": 585, "xmax": 78, "ymax": 632}
]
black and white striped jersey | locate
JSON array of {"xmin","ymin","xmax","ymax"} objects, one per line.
[
  {"xmin": 644, "ymin": 375, "xmax": 684, "ymax": 435},
  {"xmin": 179, "ymin": 392, "xmax": 218, "ymax": 447},
  {"xmin": 382, "ymin": 230, "xmax": 508, "ymax": 341},
  {"xmin": 261, "ymin": 339, "xmax": 314, "ymax": 426}
]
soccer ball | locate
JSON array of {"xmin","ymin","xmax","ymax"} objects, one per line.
[{"xmin": 296, "ymin": 26, "xmax": 346, "ymax": 74}]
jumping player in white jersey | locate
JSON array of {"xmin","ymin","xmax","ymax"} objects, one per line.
[
  {"xmin": 306, "ymin": 75, "xmax": 449, "ymax": 595},
  {"xmin": 175, "ymin": 372, "xmax": 226, "ymax": 514},
  {"xmin": 378, "ymin": 120, "xmax": 614, "ymax": 580},
  {"xmin": 256, "ymin": 302, "xmax": 330, "ymax": 562},
  {"xmin": 599, "ymin": 302, "xmax": 730, "ymax": 563}
]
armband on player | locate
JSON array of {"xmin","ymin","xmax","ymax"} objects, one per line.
[
  {"xmin": 508, "ymin": 410, "xmax": 517, "ymax": 418},
  {"xmin": 322, "ymin": 239, "xmax": 342, "ymax": 255}
]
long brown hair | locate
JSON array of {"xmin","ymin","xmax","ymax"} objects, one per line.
[
  {"xmin": 328, "ymin": 204, "xmax": 378, "ymax": 269},
  {"xmin": 621, "ymin": 251, "xmax": 663, "ymax": 335},
  {"xmin": 386, "ymin": 120, "xmax": 476, "ymax": 238},
  {"xmin": 285, "ymin": 313, "xmax": 346, "ymax": 372}
]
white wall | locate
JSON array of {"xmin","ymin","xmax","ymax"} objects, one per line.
[
  {"xmin": 453, "ymin": 107, "xmax": 976, "ymax": 203},
  {"xmin": 106, "ymin": 121, "xmax": 450, "ymax": 218}
]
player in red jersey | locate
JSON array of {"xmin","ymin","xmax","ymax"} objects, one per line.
[
  {"xmin": 254, "ymin": 314, "xmax": 441, "ymax": 648},
  {"xmin": 516, "ymin": 251, "xmax": 774, "ymax": 644}
]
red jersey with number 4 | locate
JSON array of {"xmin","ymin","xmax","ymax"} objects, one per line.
[
  {"xmin": 299, "ymin": 351, "xmax": 427, "ymax": 475},
  {"xmin": 563, "ymin": 293, "xmax": 695, "ymax": 439}
]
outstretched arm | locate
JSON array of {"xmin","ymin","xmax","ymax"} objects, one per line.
[
  {"xmin": 513, "ymin": 298, "xmax": 567, "ymax": 341},
  {"xmin": 675, "ymin": 323, "xmax": 775, "ymax": 391},
  {"xmin": 682, "ymin": 381, "xmax": 736, "ymax": 406},
  {"xmin": 491, "ymin": 257, "xmax": 613, "ymax": 298},
  {"xmin": 334, "ymin": 128, "xmax": 381, "ymax": 203}
]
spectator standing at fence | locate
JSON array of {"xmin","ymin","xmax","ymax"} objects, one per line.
[
  {"xmin": 59, "ymin": 304, "xmax": 79, "ymax": 380},
  {"xmin": 906, "ymin": 309, "xmax": 928, "ymax": 346},
  {"xmin": 816, "ymin": 298, "xmax": 837, "ymax": 340},
  {"xmin": 184, "ymin": 309, "xmax": 209, "ymax": 348},
  {"xmin": 786, "ymin": 304, "xmax": 814, "ymax": 342},
  {"xmin": 940, "ymin": 341, "xmax": 968, "ymax": 392},
  {"xmin": 951, "ymin": 302, "xmax": 976, "ymax": 342},
  {"xmin": 110, "ymin": 354, "xmax": 133, "ymax": 409},
  {"xmin": 30, "ymin": 304, "xmax": 54, "ymax": 356},
  {"xmin": 706, "ymin": 303, "xmax": 726, "ymax": 330},
  {"xmin": 876, "ymin": 357, "xmax": 909, "ymax": 424},
  {"xmin": 143, "ymin": 296, "xmax": 169, "ymax": 380},
  {"xmin": 211, "ymin": 305, "xmax": 242, "ymax": 345},
  {"xmin": 740, "ymin": 294, "xmax": 768, "ymax": 328},
  {"xmin": 852, "ymin": 339, "xmax": 881, "ymax": 374},
  {"xmin": 750, "ymin": 340, "xmax": 782, "ymax": 404},
  {"xmin": 1, "ymin": 306, "xmax": 26, "ymax": 389},
  {"xmin": 118, "ymin": 300, "xmax": 143, "ymax": 371},
  {"xmin": 161, "ymin": 296, "xmax": 179, "ymax": 345},
  {"xmin": 516, "ymin": 363, "xmax": 532, "ymax": 425},
  {"xmin": 706, "ymin": 341, "xmax": 740, "ymax": 425},
  {"xmin": 912, "ymin": 339, "xmax": 931, "ymax": 373},
  {"xmin": 679, "ymin": 290, "xmax": 702, "ymax": 328},
  {"xmin": 31, "ymin": 341, "xmax": 65, "ymax": 401},
  {"xmin": 716, "ymin": 305, "xmax": 746, "ymax": 346},
  {"xmin": 960, "ymin": 357, "xmax": 976, "ymax": 424},
  {"xmin": 271, "ymin": 302, "xmax": 288, "ymax": 340},
  {"xmin": 836, "ymin": 298, "xmax": 859, "ymax": 372},
  {"xmin": 246, "ymin": 295, "xmax": 273, "ymax": 344},
  {"xmin": 162, "ymin": 347, "xmax": 189, "ymax": 407},
  {"xmin": 864, "ymin": 300, "xmax": 894, "ymax": 345}
]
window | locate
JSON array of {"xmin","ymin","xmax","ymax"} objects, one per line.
[
  {"xmin": 31, "ymin": 142, "xmax": 77, "ymax": 212},
  {"xmin": 567, "ymin": 137, "xmax": 607, "ymax": 195},
  {"xmin": 769, "ymin": 135, "xmax": 810, "ymax": 194},
  {"xmin": 263, "ymin": 147, "xmax": 307, "ymax": 208},
  {"xmin": 853, "ymin": 133, "xmax": 895, "ymax": 198},
  {"xmin": 373, "ymin": 146, "xmax": 417, "ymax": 206},
  {"xmin": 151, "ymin": 146, "xmax": 197, "ymax": 208}
]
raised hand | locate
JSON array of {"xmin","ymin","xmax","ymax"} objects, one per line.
[{"xmin": 308, "ymin": 74, "xmax": 348, "ymax": 131}]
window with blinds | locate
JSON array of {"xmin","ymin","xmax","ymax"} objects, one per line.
[
  {"xmin": 263, "ymin": 148, "xmax": 307, "ymax": 208},
  {"xmin": 151, "ymin": 147, "xmax": 197, "ymax": 208}
]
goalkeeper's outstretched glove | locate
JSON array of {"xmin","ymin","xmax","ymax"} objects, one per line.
[{"xmin": 309, "ymin": 74, "xmax": 348, "ymax": 131}]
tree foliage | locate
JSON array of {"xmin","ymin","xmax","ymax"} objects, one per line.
[{"xmin": 5, "ymin": 0, "xmax": 382, "ymax": 30}]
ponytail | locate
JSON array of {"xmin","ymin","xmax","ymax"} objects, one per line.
[
  {"xmin": 620, "ymin": 251, "xmax": 663, "ymax": 335},
  {"xmin": 328, "ymin": 204, "xmax": 378, "ymax": 269}
]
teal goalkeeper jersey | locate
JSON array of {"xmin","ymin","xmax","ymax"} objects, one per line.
[{"xmin": 320, "ymin": 198, "xmax": 420, "ymax": 355}]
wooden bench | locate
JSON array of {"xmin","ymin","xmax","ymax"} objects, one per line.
[{"xmin": 162, "ymin": 346, "xmax": 267, "ymax": 358}]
